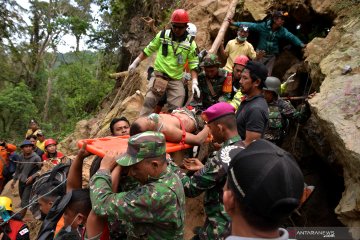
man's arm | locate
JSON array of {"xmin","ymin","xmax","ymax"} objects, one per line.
[
  {"xmin": 180, "ymin": 154, "xmax": 225, "ymax": 198},
  {"xmin": 219, "ymin": 42, "xmax": 229, "ymax": 59},
  {"xmin": 283, "ymin": 28, "xmax": 305, "ymax": 48},
  {"xmin": 247, "ymin": 43, "xmax": 257, "ymax": 60},
  {"xmin": 164, "ymin": 125, "xmax": 209, "ymax": 145},
  {"xmin": 243, "ymin": 107, "xmax": 268, "ymax": 146},
  {"xmin": 128, "ymin": 30, "xmax": 162, "ymax": 72},
  {"xmin": 90, "ymin": 172, "xmax": 165, "ymax": 222},
  {"xmin": 243, "ymin": 131, "xmax": 262, "ymax": 146},
  {"xmin": 67, "ymin": 143, "xmax": 91, "ymax": 192}
]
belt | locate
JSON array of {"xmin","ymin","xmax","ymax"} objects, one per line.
[{"xmin": 154, "ymin": 71, "xmax": 173, "ymax": 81}]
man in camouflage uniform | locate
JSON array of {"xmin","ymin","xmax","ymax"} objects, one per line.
[
  {"xmin": 191, "ymin": 54, "xmax": 229, "ymax": 110},
  {"xmin": 89, "ymin": 131, "xmax": 185, "ymax": 239},
  {"xmin": 179, "ymin": 102, "xmax": 245, "ymax": 239},
  {"xmin": 263, "ymin": 76, "xmax": 302, "ymax": 145}
]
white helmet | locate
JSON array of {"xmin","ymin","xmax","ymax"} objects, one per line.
[{"xmin": 187, "ymin": 23, "xmax": 197, "ymax": 37}]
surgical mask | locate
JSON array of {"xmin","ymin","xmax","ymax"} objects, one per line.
[
  {"xmin": 237, "ymin": 36, "xmax": 247, "ymax": 42},
  {"xmin": 64, "ymin": 213, "xmax": 80, "ymax": 233}
]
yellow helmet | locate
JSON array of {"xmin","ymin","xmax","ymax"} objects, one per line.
[{"xmin": 0, "ymin": 196, "xmax": 13, "ymax": 211}]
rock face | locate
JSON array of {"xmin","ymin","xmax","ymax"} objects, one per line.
[{"xmin": 306, "ymin": 14, "xmax": 360, "ymax": 238}]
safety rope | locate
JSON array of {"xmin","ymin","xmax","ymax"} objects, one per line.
[
  {"xmin": 0, "ymin": 179, "xmax": 67, "ymax": 226},
  {"xmin": 11, "ymin": 160, "xmax": 43, "ymax": 164},
  {"xmin": 292, "ymin": 72, "xmax": 312, "ymax": 152}
]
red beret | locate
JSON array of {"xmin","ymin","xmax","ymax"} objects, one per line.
[{"xmin": 202, "ymin": 102, "xmax": 236, "ymax": 124}]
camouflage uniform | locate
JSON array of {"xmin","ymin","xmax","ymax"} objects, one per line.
[
  {"xmin": 192, "ymin": 54, "xmax": 230, "ymax": 110},
  {"xmin": 90, "ymin": 131, "xmax": 185, "ymax": 240},
  {"xmin": 179, "ymin": 135, "xmax": 244, "ymax": 239},
  {"xmin": 264, "ymin": 98, "xmax": 297, "ymax": 143}
]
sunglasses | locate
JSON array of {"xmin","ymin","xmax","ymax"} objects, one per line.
[{"xmin": 172, "ymin": 24, "xmax": 187, "ymax": 30}]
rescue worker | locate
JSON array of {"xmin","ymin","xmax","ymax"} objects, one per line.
[
  {"xmin": 227, "ymin": 55, "xmax": 249, "ymax": 109},
  {"xmin": 11, "ymin": 140, "xmax": 42, "ymax": 218},
  {"xmin": 88, "ymin": 131, "xmax": 185, "ymax": 239},
  {"xmin": 0, "ymin": 196, "xmax": 30, "ymax": 240},
  {"xmin": 235, "ymin": 61, "xmax": 269, "ymax": 146},
  {"xmin": 41, "ymin": 139, "xmax": 64, "ymax": 165},
  {"xmin": 192, "ymin": 53, "xmax": 229, "ymax": 110},
  {"xmin": 263, "ymin": 76, "xmax": 302, "ymax": 145},
  {"xmin": 26, "ymin": 135, "xmax": 44, "ymax": 158},
  {"xmin": 36, "ymin": 131, "xmax": 46, "ymax": 151},
  {"xmin": 219, "ymin": 25, "xmax": 256, "ymax": 72},
  {"xmin": 179, "ymin": 102, "xmax": 245, "ymax": 239},
  {"xmin": 128, "ymin": 9, "xmax": 199, "ymax": 116},
  {"xmin": 229, "ymin": 11, "xmax": 306, "ymax": 75},
  {"xmin": 0, "ymin": 142, "xmax": 17, "ymax": 193},
  {"xmin": 154, "ymin": 22, "xmax": 198, "ymax": 113},
  {"xmin": 25, "ymin": 119, "xmax": 41, "ymax": 138}
]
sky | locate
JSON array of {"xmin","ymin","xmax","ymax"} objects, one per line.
[{"xmin": 15, "ymin": 0, "xmax": 100, "ymax": 53}]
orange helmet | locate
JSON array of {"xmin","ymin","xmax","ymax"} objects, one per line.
[
  {"xmin": 171, "ymin": 9, "xmax": 190, "ymax": 23},
  {"xmin": 234, "ymin": 55, "xmax": 249, "ymax": 66},
  {"xmin": 44, "ymin": 139, "xmax": 57, "ymax": 148}
]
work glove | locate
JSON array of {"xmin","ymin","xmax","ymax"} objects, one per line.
[
  {"xmin": 128, "ymin": 57, "xmax": 141, "ymax": 74},
  {"xmin": 192, "ymin": 78, "xmax": 200, "ymax": 98}
]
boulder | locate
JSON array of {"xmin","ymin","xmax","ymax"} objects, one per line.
[{"xmin": 306, "ymin": 8, "xmax": 360, "ymax": 238}]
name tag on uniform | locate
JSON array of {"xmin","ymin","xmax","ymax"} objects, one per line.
[{"xmin": 177, "ymin": 54, "xmax": 184, "ymax": 65}]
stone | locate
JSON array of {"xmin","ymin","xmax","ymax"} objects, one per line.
[
  {"xmin": 307, "ymin": 15, "xmax": 360, "ymax": 238},
  {"xmin": 244, "ymin": 0, "xmax": 268, "ymax": 21}
]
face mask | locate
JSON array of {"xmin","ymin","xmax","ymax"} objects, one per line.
[
  {"xmin": 237, "ymin": 36, "xmax": 247, "ymax": 42},
  {"xmin": 64, "ymin": 213, "xmax": 80, "ymax": 233}
]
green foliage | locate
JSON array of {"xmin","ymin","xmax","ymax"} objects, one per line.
[
  {"xmin": 48, "ymin": 51, "xmax": 114, "ymax": 139},
  {"xmin": 0, "ymin": 82, "xmax": 38, "ymax": 140}
]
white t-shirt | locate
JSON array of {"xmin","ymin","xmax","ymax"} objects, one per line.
[{"xmin": 226, "ymin": 228, "xmax": 291, "ymax": 240}]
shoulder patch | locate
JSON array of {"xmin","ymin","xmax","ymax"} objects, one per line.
[
  {"xmin": 220, "ymin": 145, "xmax": 241, "ymax": 164},
  {"xmin": 19, "ymin": 227, "xmax": 29, "ymax": 235}
]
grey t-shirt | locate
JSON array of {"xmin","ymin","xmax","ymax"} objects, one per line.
[{"xmin": 235, "ymin": 94, "xmax": 269, "ymax": 140}]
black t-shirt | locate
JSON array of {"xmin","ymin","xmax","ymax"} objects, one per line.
[{"xmin": 235, "ymin": 94, "xmax": 269, "ymax": 140}]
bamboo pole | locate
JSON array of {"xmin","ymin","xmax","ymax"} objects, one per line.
[
  {"xmin": 109, "ymin": 71, "xmax": 129, "ymax": 79},
  {"xmin": 208, "ymin": 0, "xmax": 239, "ymax": 54}
]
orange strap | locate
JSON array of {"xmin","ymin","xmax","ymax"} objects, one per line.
[{"xmin": 170, "ymin": 114, "xmax": 186, "ymax": 146}]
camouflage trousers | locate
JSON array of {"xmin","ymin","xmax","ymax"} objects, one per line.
[
  {"xmin": 195, "ymin": 217, "xmax": 230, "ymax": 240},
  {"xmin": 140, "ymin": 76, "xmax": 185, "ymax": 116}
]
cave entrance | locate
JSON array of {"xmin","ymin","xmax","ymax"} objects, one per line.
[{"xmin": 223, "ymin": 5, "xmax": 334, "ymax": 81}]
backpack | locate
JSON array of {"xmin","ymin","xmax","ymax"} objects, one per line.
[{"xmin": 29, "ymin": 163, "xmax": 70, "ymax": 219}]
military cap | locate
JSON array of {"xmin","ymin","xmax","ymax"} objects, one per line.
[
  {"xmin": 116, "ymin": 131, "xmax": 166, "ymax": 166},
  {"xmin": 199, "ymin": 53, "xmax": 221, "ymax": 67}
]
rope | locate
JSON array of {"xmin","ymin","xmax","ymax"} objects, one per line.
[
  {"xmin": 0, "ymin": 179, "xmax": 67, "ymax": 226},
  {"xmin": 12, "ymin": 160, "xmax": 43, "ymax": 164},
  {"xmin": 292, "ymin": 72, "xmax": 312, "ymax": 152}
]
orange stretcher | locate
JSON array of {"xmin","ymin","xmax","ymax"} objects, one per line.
[{"xmin": 77, "ymin": 136, "xmax": 193, "ymax": 158}]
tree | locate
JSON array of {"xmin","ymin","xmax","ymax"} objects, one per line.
[{"xmin": 0, "ymin": 82, "xmax": 38, "ymax": 139}]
